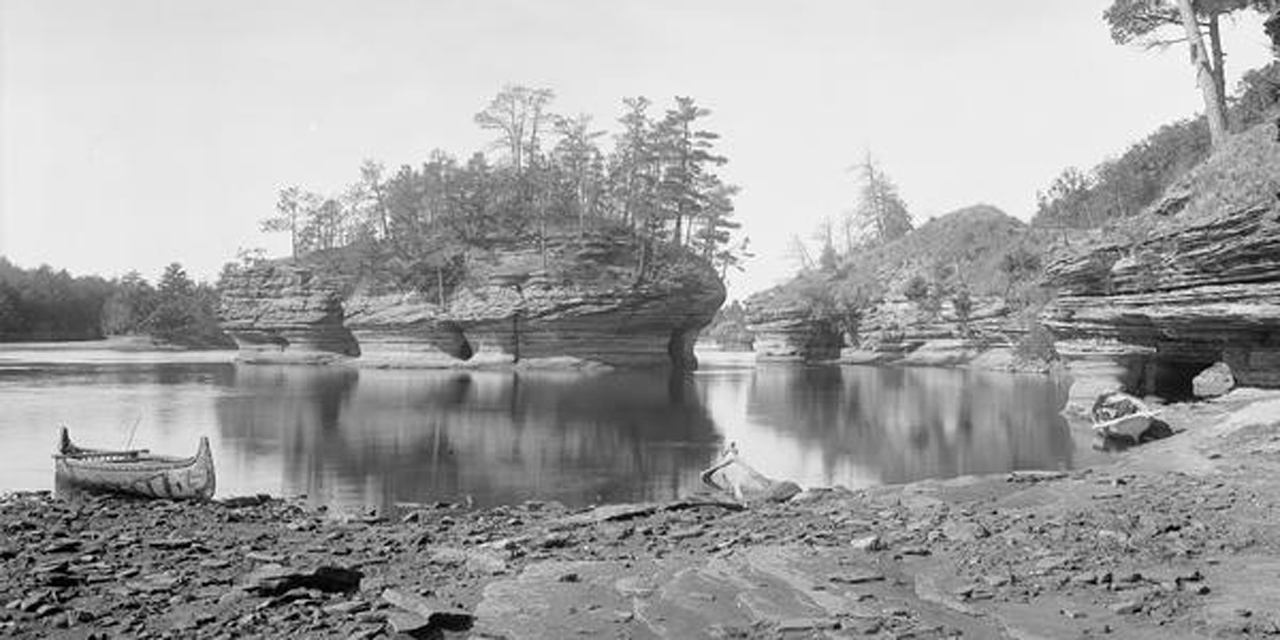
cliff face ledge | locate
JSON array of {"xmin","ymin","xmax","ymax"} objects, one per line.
[
  {"xmin": 218, "ymin": 265, "xmax": 359, "ymax": 363},
  {"xmin": 741, "ymin": 298, "xmax": 842, "ymax": 362},
  {"xmin": 741, "ymin": 205, "xmax": 1033, "ymax": 366},
  {"xmin": 220, "ymin": 231, "xmax": 726, "ymax": 369},
  {"xmin": 1043, "ymin": 201, "xmax": 1280, "ymax": 387},
  {"xmin": 1041, "ymin": 119, "xmax": 1280, "ymax": 388},
  {"xmin": 743, "ymin": 286, "xmax": 1022, "ymax": 367}
]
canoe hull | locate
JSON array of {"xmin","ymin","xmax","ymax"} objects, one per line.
[
  {"xmin": 54, "ymin": 432, "xmax": 215, "ymax": 501},
  {"xmin": 700, "ymin": 446, "xmax": 800, "ymax": 503},
  {"xmin": 1091, "ymin": 413, "xmax": 1154, "ymax": 441}
]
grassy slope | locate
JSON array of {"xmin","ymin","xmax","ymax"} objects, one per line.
[
  {"xmin": 754, "ymin": 205, "xmax": 1053, "ymax": 314},
  {"xmin": 1045, "ymin": 115, "xmax": 1280, "ymax": 277},
  {"xmin": 1141, "ymin": 116, "xmax": 1280, "ymax": 229}
]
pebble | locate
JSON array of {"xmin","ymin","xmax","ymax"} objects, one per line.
[
  {"xmin": 942, "ymin": 520, "xmax": 989, "ymax": 542},
  {"xmin": 1109, "ymin": 600, "xmax": 1143, "ymax": 615},
  {"xmin": 830, "ymin": 570, "xmax": 885, "ymax": 585},
  {"xmin": 851, "ymin": 534, "xmax": 885, "ymax": 552},
  {"xmin": 322, "ymin": 600, "xmax": 371, "ymax": 616}
]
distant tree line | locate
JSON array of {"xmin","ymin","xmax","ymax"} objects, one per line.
[
  {"xmin": 0, "ymin": 258, "xmax": 229, "ymax": 346},
  {"xmin": 105, "ymin": 263, "xmax": 229, "ymax": 347},
  {"xmin": 0, "ymin": 259, "xmax": 111, "ymax": 341},
  {"xmin": 703, "ymin": 299, "xmax": 754, "ymax": 350},
  {"xmin": 259, "ymin": 86, "xmax": 749, "ymax": 291}
]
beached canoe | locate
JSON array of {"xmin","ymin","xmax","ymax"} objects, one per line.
[
  {"xmin": 1091, "ymin": 391, "xmax": 1158, "ymax": 441},
  {"xmin": 700, "ymin": 443, "xmax": 800, "ymax": 503},
  {"xmin": 1092, "ymin": 411, "xmax": 1157, "ymax": 440},
  {"xmin": 53, "ymin": 427, "xmax": 216, "ymax": 500}
]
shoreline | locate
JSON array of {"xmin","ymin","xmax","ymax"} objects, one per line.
[{"xmin": 4, "ymin": 388, "xmax": 1280, "ymax": 638}]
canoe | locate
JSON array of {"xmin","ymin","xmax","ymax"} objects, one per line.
[
  {"xmin": 1091, "ymin": 411, "xmax": 1157, "ymax": 441},
  {"xmin": 1090, "ymin": 391, "xmax": 1158, "ymax": 441},
  {"xmin": 700, "ymin": 444, "xmax": 800, "ymax": 503},
  {"xmin": 53, "ymin": 427, "xmax": 216, "ymax": 500}
]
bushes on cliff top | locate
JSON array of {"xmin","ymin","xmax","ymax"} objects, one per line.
[
  {"xmin": 835, "ymin": 205, "xmax": 1051, "ymax": 303},
  {"xmin": 257, "ymin": 88, "xmax": 749, "ymax": 295},
  {"xmin": 1046, "ymin": 109, "xmax": 1280, "ymax": 290},
  {"xmin": 1032, "ymin": 61, "xmax": 1280, "ymax": 232}
]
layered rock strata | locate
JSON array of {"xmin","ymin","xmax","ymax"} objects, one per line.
[
  {"xmin": 218, "ymin": 265, "xmax": 359, "ymax": 363},
  {"xmin": 1043, "ymin": 195, "xmax": 1280, "ymax": 386},
  {"xmin": 220, "ymin": 231, "xmax": 725, "ymax": 369},
  {"xmin": 744, "ymin": 290, "xmax": 1024, "ymax": 368},
  {"xmin": 1041, "ymin": 121, "xmax": 1280, "ymax": 389},
  {"xmin": 741, "ymin": 300, "xmax": 842, "ymax": 361}
]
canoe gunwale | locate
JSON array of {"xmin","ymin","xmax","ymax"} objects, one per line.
[
  {"xmin": 1090, "ymin": 410, "xmax": 1158, "ymax": 439},
  {"xmin": 54, "ymin": 427, "xmax": 216, "ymax": 500}
]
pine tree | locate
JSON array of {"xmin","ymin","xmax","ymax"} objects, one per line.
[
  {"xmin": 848, "ymin": 155, "xmax": 912, "ymax": 245},
  {"xmin": 655, "ymin": 97, "xmax": 727, "ymax": 247}
]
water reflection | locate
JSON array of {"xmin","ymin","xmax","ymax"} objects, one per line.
[
  {"xmin": 724, "ymin": 365, "xmax": 1080, "ymax": 488},
  {"xmin": 0, "ymin": 349, "xmax": 1102, "ymax": 513},
  {"xmin": 214, "ymin": 366, "xmax": 721, "ymax": 513}
]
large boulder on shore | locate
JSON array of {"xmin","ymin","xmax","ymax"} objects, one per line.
[
  {"xmin": 219, "ymin": 229, "xmax": 725, "ymax": 369},
  {"xmin": 1193, "ymin": 362, "xmax": 1235, "ymax": 398}
]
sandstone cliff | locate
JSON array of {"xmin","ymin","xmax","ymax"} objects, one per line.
[
  {"xmin": 218, "ymin": 265, "xmax": 359, "ymax": 363},
  {"xmin": 220, "ymin": 228, "xmax": 725, "ymax": 369},
  {"xmin": 1042, "ymin": 120, "xmax": 1280, "ymax": 387},
  {"xmin": 744, "ymin": 205, "xmax": 1038, "ymax": 367},
  {"xmin": 741, "ymin": 292, "xmax": 842, "ymax": 361}
]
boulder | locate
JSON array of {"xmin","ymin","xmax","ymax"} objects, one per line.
[
  {"xmin": 380, "ymin": 588, "xmax": 473, "ymax": 633},
  {"xmin": 1193, "ymin": 362, "xmax": 1235, "ymax": 398},
  {"xmin": 240, "ymin": 564, "xmax": 362, "ymax": 596}
]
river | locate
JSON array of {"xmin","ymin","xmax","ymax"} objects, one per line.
[{"xmin": 0, "ymin": 343, "xmax": 1104, "ymax": 514}]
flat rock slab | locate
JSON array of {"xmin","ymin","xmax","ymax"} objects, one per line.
[
  {"xmin": 554, "ymin": 496, "xmax": 743, "ymax": 528},
  {"xmin": 473, "ymin": 560, "xmax": 658, "ymax": 639},
  {"xmin": 473, "ymin": 545, "xmax": 1009, "ymax": 639}
]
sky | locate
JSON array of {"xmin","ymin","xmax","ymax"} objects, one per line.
[{"xmin": 1, "ymin": 0, "xmax": 1275, "ymax": 298}]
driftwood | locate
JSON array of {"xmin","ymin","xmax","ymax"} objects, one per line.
[{"xmin": 699, "ymin": 443, "xmax": 801, "ymax": 504}]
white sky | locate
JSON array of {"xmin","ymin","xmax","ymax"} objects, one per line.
[{"xmin": 1, "ymin": 0, "xmax": 1274, "ymax": 298}]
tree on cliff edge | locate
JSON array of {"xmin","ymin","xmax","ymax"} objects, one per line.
[
  {"xmin": 656, "ymin": 97, "xmax": 727, "ymax": 248},
  {"xmin": 847, "ymin": 155, "xmax": 912, "ymax": 247},
  {"xmin": 261, "ymin": 186, "xmax": 307, "ymax": 258},
  {"xmin": 1104, "ymin": 0, "xmax": 1276, "ymax": 149}
]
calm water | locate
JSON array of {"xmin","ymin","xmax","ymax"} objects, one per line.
[{"xmin": 0, "ymin": 345, "xmax": 1103, "ymax": 513}]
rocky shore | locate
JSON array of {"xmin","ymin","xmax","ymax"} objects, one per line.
[{"xmin": 5, "ymin": 390, "xmax": 1280, "ymax": 639}]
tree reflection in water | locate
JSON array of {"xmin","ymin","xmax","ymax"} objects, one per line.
[
  {"xmin": 725, "ymin": 364, "xmax": 1082, "ymax": 489},
  {"xmin": 215, "ymin": 366, "xmax": 721, "ymax": 514},
  {"xmin": 209, "ymin": 360, "xmax": 1095, "ymax": 514}
]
